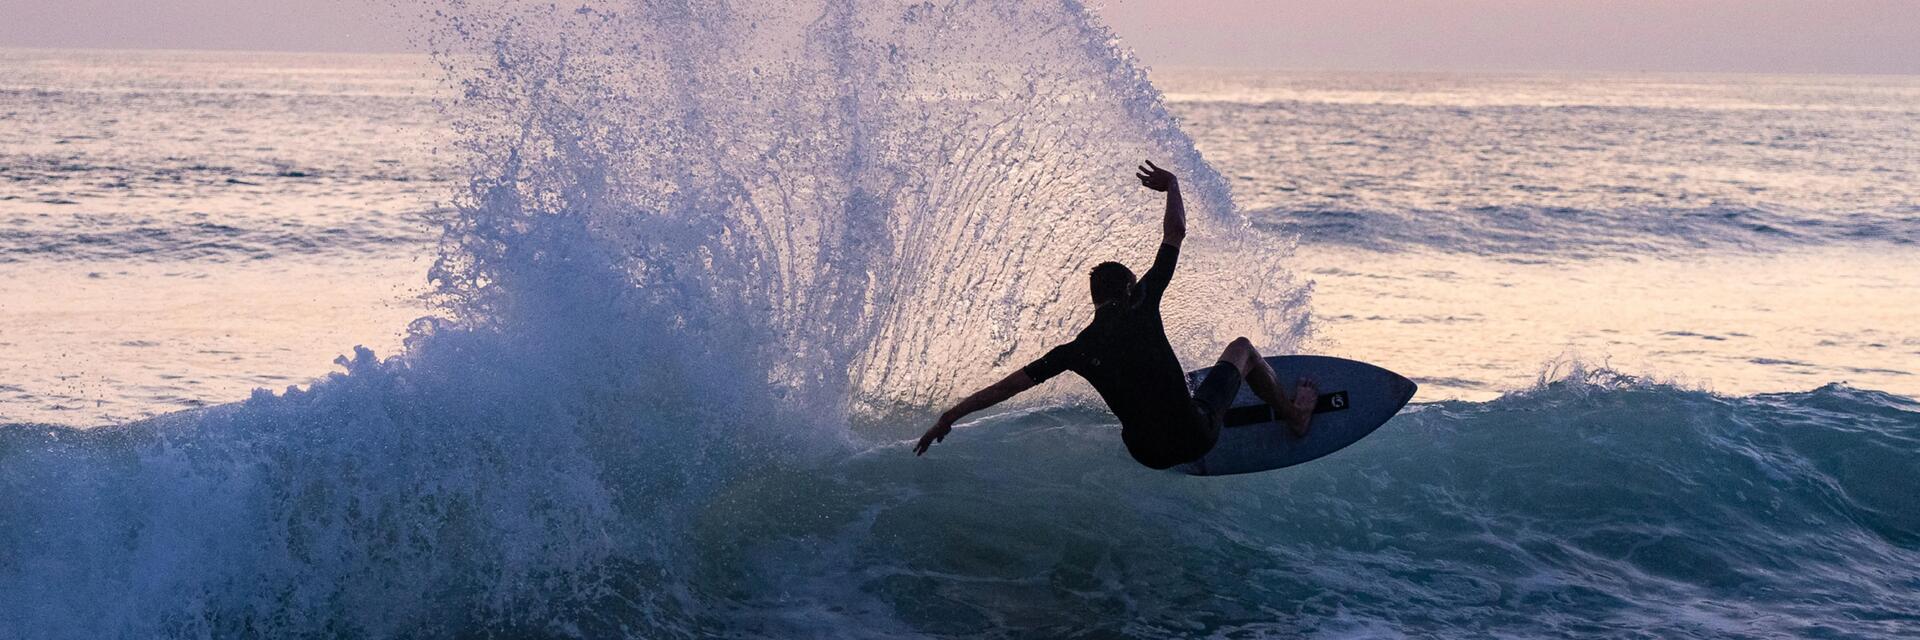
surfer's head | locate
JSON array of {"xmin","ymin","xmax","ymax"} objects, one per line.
[{"xmin": 1088, "ymin": 261, "xmax": 1135, "ymax": 306}]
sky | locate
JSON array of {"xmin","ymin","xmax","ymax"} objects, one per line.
[{"xmin": 1, "ymin": 0, "xmax": 1916, "ymax": 74}]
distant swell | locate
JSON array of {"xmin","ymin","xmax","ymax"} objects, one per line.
[
  {"xmin": 0, "ymin": 211, "xmax": 435, "ymax": 263},
  {"xmin": 1255, "ymin": 204, "xmax": 1920, "ymax": 258}
]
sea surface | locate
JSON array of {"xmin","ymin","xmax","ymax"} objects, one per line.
[{"xmin": 1, "ymin": 2, "xmax": 1917, "ymax": 637}]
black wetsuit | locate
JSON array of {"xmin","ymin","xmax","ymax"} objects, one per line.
[{"xmin": 1021, "ymin": 242, "xmax": 1243, "ymax": 469}]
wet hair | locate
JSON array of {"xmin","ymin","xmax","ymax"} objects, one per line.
[{"xmin": 1088, "ymin": 261, "xmax": 1136, "ymax": 305}]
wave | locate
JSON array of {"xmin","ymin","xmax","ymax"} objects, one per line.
[
  {"xmin": 0, "ymin": 210, "xmax": 437, "ymax": 263},
  {"xmin": 709, "ymin": 376, "xmax": 1920, "ymax": 638},
  {"xmin": 5, "ymin": 366, "xmax": 1917, "ymax": 637},
  {"xmin": 1257, "ymin": 204, "xmax": 1920, "ymax": 258}
]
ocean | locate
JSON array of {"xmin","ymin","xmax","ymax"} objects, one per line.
[{"xmin": 1, "ymin": 2, "xmax": 1917, "ymax": 637}]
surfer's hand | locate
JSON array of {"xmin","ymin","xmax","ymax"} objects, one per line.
[
  {"xmin": 913, "ymin": 418, "xmax": 954, "ymax": 456},
  {"xmin": 1136, "ymin": 160, "xmax": 1177, "ymax": 192}
]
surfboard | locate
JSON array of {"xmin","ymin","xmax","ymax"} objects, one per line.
[{"xmin": 1178, "ymin": 355, "xmax": 1416, "ymax": 476}]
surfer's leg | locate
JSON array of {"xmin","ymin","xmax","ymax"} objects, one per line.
[
  {"xmin": 1218, "ymin": 338, "xmax": 1279, "ymax": 407},
  {"xmin": 1219, "ymin": 338, "xmax": 1316, "ymax": 437},
  {"xmin": 1189, "ymin": 361, "xmax": 1241, "ymax": 440}
]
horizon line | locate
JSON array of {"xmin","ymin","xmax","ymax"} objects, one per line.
[{"xmin": 5, "ymin": 44, "xmax": 1918, "ymax": 79}]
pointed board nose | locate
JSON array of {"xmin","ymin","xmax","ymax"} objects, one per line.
[{"xmin": 1389, "ymin": 374, "xmax": 1419, "ymax": 405}]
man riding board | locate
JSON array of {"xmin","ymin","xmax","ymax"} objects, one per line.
[{"xmin": 913, "ymin": 161, "xmax": 1318, "ymax": 469}]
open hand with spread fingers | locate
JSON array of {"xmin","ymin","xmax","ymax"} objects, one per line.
[{"xmin": 1136, "ymin": 160, "xmax": 1177, "ymax": 192}]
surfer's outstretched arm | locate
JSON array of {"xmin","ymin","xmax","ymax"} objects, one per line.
[{"xmin": 913, "ymin": 370, "xmax": 1038, "ymax": 456}]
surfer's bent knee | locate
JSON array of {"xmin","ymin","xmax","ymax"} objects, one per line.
[{"xmin": 1221, "ymin": 336, "xmax": 1257, "ymax": 373}]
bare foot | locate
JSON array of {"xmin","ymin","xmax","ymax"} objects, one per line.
[{"xmin": 1286, "ymin": 376, "xmax": 1318, "ymax": 437}]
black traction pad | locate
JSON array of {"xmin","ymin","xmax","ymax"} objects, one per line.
[{"xmin": 1222, "ymin": 391, "xmax": 1350, "ymax": 428}]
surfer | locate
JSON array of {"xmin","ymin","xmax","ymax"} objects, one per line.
[{"xmin": 914, "ymin": 161, "xmax": 1318, "ymax": 469}]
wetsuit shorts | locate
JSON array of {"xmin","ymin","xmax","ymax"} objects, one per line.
[
  {"xmin": 1191, "ymin": 360, "xmax": 1244, "ymax": 428},
  {"xmin": 1133, "ymin": 361, "xmax": 1242, "ymax": 469}
]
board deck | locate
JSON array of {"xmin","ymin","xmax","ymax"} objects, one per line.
[{"xmin": 1178, "ymin": 355, "xmax": 1416, "ymax": 476}]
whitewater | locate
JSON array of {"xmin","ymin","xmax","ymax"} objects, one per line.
[{"xmin": 3, "ymin": 1, "xmax": 1919, "ymax": 638}]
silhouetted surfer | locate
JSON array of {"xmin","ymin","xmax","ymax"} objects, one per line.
[{"xmin": 914, "ymin": 161, "xmax": 1318, "ymax": 469}]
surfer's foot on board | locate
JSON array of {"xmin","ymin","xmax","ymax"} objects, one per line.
[{"xmin": 1285, "ymin": 376, "xmax": 1318, "ymax": 438}]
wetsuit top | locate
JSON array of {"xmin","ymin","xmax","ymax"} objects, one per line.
[{"xmin": 1021, "ymin": 243, "xmax": 1204, "ymax": 468}]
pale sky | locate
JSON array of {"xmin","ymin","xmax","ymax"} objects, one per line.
[{"xmin": 1, "ymin": 0, "xmax": 1916, "ymax": 74}]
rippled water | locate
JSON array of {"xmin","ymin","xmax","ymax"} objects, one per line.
[
  {"xmin": 5, "ymin": 51, "xmax": 1915, "ymax": 424},
  {"xmin": 1, "ymin": 2, "xmax": 1917, "ymax": 636},
  {"xmin": 1, "ymin": 50, "xmax": 442, "ymax": 423}
]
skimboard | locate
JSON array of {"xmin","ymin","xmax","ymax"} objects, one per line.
[{"xmin": 1178, "ymin": 355, "xmax": 1416, "ymax": 476}]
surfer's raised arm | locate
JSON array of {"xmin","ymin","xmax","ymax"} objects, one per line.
[
  {"xmin": 913, "ymin": 370, "xmax": 1038, "ymax": 456},
  {"xmin": 1137, "ymin": 160, "xmax": 1184, "ymax": 248}
]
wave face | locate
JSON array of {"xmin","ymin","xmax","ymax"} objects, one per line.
[
  {"xmin": 702, "ymin": 378, "xmax": 1920, "ymax": 638},
  {"xmin": 5, "ymin": 373, "xmax": 1916, "ymax": 637}
]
